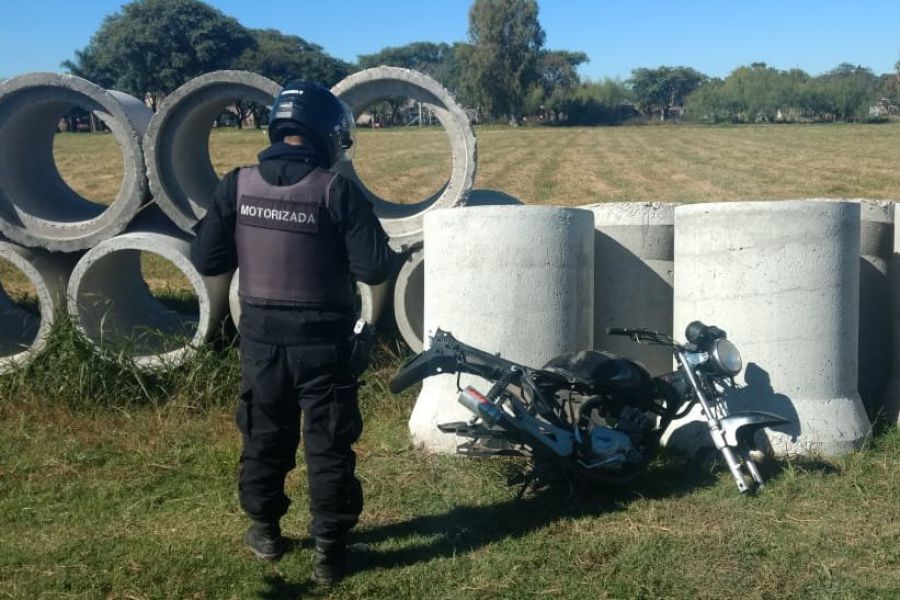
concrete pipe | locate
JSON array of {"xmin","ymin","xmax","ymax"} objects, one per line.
[
  {"xmin": 67, "ymin": 222, "xmax": 230, "ymax": 370},
  {"xmin": 228, "ymin": 268, "xmax": 389, "ymax": 327},
  {"xmin": 393, "ymin": 240, "xmax": 425, "ymax": 353},
  {"xmin": 802, "ymin": 199, "xmax": 893, "ymax": 419},
  {"xmin": 0, "ymin": 73, "xmax": 152, "ymax": 251},
  {"xmin": 882, "ymin": 203, "xmax": 900, "ymax": 426},
  {"xmin": 145, "ymin": 71, "xmax": 280, "ymax": 233},
  {"xmin": 852, "ymin": 200, "xmax": 893, "ymax": 419},
  {"xmin": 585, "ymin": 202, "xmax": 676, "ymax": 375},
  {"xmin": 331, "ymin": 67, "xmax": 477, "ymax": 246},
  {"xmin": 0, "ymin": 240, "xmax": 74, "ymax": 374},
  {"xmin": 391, "ymin": 190, "xmax": 523, "ymax": 350},
  {"xmin": 670, "ymin": 201, "xmax": 870, "ymax": 457},
  {"xmin": 409, "ymin": 206, "xmax": 595, "ymax": 454}
]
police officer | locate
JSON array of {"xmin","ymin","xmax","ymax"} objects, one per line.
[{"xmin": 191, "ymin": 81, "xmax": 397, "ymax": 583}]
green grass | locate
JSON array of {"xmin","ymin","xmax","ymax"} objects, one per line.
[{"xmin": 2, "ymin": 346, "xmax": 899, "ymax": 599}]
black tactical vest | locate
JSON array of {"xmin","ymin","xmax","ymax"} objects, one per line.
[{"xmin": 235, "ymin": 166, "xmax": 354, "ymax": 310}]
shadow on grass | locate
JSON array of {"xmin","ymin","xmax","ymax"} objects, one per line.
[
  {"xmin": 259, "ymin": 574, "xmax": 315, "ymax": 599},
  {"xmin": 352, "ymin": 457, "xmax": 717, "ymax": 573}
]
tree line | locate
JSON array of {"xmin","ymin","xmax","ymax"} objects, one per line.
[{"xmin": 63, "ymin": 0, "xmax": 899, "ymax": 127}]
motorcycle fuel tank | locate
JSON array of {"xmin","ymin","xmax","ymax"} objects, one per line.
[{"xmin": 542, "ymin": 350, "xmax": 655, "ymax": 398}]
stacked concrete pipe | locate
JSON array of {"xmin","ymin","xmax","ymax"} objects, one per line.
[
  {"xmin": 409, "ymin": 206, "xmax": 594, "ymax": 454},
  {"xmin": 67, "ymin": 214, "xmax": 230, "ymax": 370},
  {"xmin": 332, "ymin": 67, "xmax": 477, "ymax": 248},
  {"xmin": 392, "ymin": 190, "xmax": 522, "ymax": 353},
  {"xmin": 0, "ymin": 240, "xmax": 75, "ymax": 374},
  {"xmin": 145, "ymin": 71, "xmax": 280, "ymax": 233},
  {"xmin": 228, "ymin": 269, "xmax": 389, "ymax": 328},
  {"xmin": 0, "ymin": 73, "xmax": 152, "ymax": 250},
  {"xmin": 393, "ymin": 237, "xmax": 425, "ymax": 352},
  {"xmin": 585, "ymin": 202, "xmax": 676, "ymax": 375},
  {"xmin": 670, "ymin": 200, "xmax": 871, "ymax": 457}
]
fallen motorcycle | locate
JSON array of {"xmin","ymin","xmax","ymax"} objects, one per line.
[{"xmin": 390, "ymin": 321, "xmax": 792, "ymax": 494}]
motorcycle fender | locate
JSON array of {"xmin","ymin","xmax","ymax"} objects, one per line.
[{"xmin": 720, "ymin": 411, "xmax": 792, "ymax": 449}]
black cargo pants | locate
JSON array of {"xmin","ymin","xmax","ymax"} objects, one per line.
[{"xmin": 236, "ymin": 335, "xmax": 363, "ymax": 540}]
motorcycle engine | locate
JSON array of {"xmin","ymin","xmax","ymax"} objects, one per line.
[{"xmin": 581, "ymin": 426, "xmax": 636, "ymax": 468}]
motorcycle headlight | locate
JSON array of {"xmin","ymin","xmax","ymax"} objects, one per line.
[{"xmin": 710, "ymin": 338, "xmax": 742, "ymax": 376}]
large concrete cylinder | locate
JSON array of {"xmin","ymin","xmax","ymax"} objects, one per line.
[
  {"xmin": 585, "ymin": 202, "xmax": 675, "ymax": 375},
  {"xmin": 331, "ymin": 67, "xmax": 477, "ymax": 247},
  {"xmin": 882, "ymin": 207, "xmax": 900, "ymax": 426},
  {"xmin": 228, "ymin": 269, "xmax": 389, "ymax": 327},
  {"xmin": 0, "ymin": 240, "xmax": 74, "ymax": 374},
  {"xmin": 392, "ymin": 191, "xmax": 522, "ymax": 352},
  {"xmin": 671, "ymin": 201, "xmax": 870, "ymax": 457},
  {"xmin": 145, "ymin": 71, "xmax": 280, "ymax": 233},
  {"xmin": 853, "ymin": 200, "xmax": 893, "ymax": 418},
  {"xmin": 409, "ymin": 206, "xmax": 594, "ymax": 454},
  {"xmin": 0, "ymin": 73, "xmax": 152, "ymax": 250},
  {"xmin": 67, "ymin": 219, "xmax": 230, "ymax": 370}
]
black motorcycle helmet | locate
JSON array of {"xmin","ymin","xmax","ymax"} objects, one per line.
[{"xmin": 268, "ymin": 80, "xmax": 355, "ymax": 168}]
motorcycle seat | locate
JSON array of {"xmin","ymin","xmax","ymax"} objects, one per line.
[{"xmin": 541, "ymin": 350, "xmax": 654, "ymax": 396}]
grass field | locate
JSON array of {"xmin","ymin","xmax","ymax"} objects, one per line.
[
  {"xmin": 2, "ymin": 124, "xmax": 900, "ymax": 599},
  {"xmin": 52, "ymin": 122, "xmax": 900, "ymax": 207}
]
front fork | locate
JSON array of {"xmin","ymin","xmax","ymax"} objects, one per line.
[{"xmin": 676, "ymin": 353, "xmax": 762, "ymax": 493}]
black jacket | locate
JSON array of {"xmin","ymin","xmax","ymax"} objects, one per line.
[{"xmin": 191, "ymin": 143, "xmax": 397, "ymax": 344}]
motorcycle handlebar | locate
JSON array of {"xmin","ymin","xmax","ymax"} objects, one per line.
[
  {"xmin": 606, "ymin": 326, "xmax": 680, "ymax": 349},
  {"xmin": 389, "ymin": 351, "xmax": 434, "ymax": 394},
  {"xmin": 389, "ymin": 329, "xmax": 527, "ymax": 394}
]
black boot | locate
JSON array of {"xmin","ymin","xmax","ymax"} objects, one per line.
[
  {"xmin": 312, "ymin": 537, "xmax": 348, "ymax": 585},
  {"xmin": 244, "ymin": 520, "xmax": 285, "ymax": 561}
]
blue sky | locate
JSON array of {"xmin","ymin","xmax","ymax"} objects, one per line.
[{"xmin": 1, "ymin": 0, "xmax": 898, "ymax": 81}]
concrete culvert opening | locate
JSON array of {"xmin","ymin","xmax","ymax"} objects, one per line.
[
  {"xmin": 353, "ymin": 121, "xmax": 452, "ymax": 209},
  {"xmin": 0, "ymin": 241, "xmax": 70, "ymax": 375},
  {"xmin": 53, "ymin": 114, "xmax": 124, "ymax": 206},
  {"xmin": 140, "ymin": 253, "xmax": 201, "ymax": 316},
  {"xmin": 208, "ymin": 127, "xmax": 269, "ymax": 179},
  {"xmin": 0, "ymin": 256, "xmax": 40, "ymax": 363},
  {"xmin": 0, "ymin": 74, "xmax": 151, "ymax": 250},
  {"xmin": 72, "ymin": 250, "xmax": 200, "ymax": 359},
  {"xmin": 332, "ymin": 67, "xmax": 476, "ymax": 240},
  {"xmin": 68, "ymin": 236, "xmax": 217, "ymax": 370},
  {"xmin": 145, "ymin": 71, "xmax": 280, "ymax": 233}
]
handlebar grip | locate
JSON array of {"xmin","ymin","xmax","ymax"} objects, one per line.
[{"xmin": 606, "ymin": 327, "xmax": 630, "ymax": 336}]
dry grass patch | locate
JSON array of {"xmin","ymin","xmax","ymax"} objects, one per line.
[
  {"xmin": 50, "ymin": 123, "xmax": 900, "ymax": 215},
  {"xmin": 53, "ymin": 132, "xmax": 123, "ymax": 205}
]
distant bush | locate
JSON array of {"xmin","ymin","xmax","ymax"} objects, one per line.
[{"xmin": 685, "ymin": 63, "xmax": 883, "ymax": 124}]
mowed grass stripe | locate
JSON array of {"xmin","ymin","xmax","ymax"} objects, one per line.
[
  {"xmin": 46, "ymin": 123, "xmax": 900, "ymax": 210},
  {"xmin": 474, "ymin": 127, "xmax": 546, "ymax": 201}
]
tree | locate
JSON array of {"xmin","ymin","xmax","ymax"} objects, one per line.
[
  {"xmin": 536, "ymin": 51, "xmax": 589, "ymax": 96},
  {"xmin": 232, "ymin": 28, "xmax": 353, "ymax": 127},
  {"xmin": 524, "ymin": 50, "xmax": 589, "ymax": 115},
  {"xmin": 629, "ymin": 66, "xmax": 707, "ymax": 120},
  {"xmin": 463, "ymin": 0, "xmax": 546, "ymax": 122},
  {"xmin": 358, "ymin": 42, "xmax": 459, "ymax": 125},
  {"xmin": 62, "ymin": 0, "xmax": 253, "ymax": 110},
  {"xmin": 235, "ymin": 29, "xmax": 352, "ymax": 87},
  {"xmin": 358, "ymin": 42, "xmax": 453, "ymax": 76},
  {"xmin": 816, "ymin": 63, "xmax": 878, "ymax": 121},
  {"xmin": 682, "ymin": 62, "xmax": 880, "ymax": 124}
]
